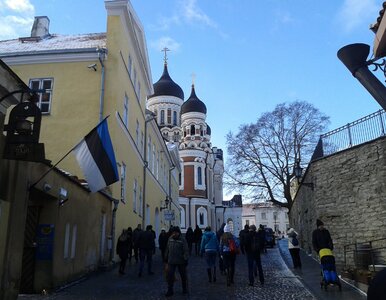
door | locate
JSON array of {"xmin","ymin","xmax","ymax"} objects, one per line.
[{"xmin": 20, "ymin": 205, "xmax": 40, "ymax": 293}]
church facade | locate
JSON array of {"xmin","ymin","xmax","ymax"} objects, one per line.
[{"xmin": 147, "ymin": 58, "xmax": 241, "ymax": 233}]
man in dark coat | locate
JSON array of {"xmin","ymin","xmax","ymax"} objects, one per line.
[
  {"xmin": 244, "ymin": 225, "xmax": 264, "ymax": 286},
  {"xmin": 216, "ymin": 223, "xmax": 226, "ymax": 274},
  {"xmin": 312, "ymin": 219, "xmax": 333, "ymax": 254},
  {"xmin": 158, "ymin": 228, "xmax": 169, "ymax": 262},
  {"xmin": 132, "ymin": 224, "xmax": 142, "ymax": 263},
  {"xmin": 116, "ymin": 229, "xmax": 129, "ymax": 275},
  {"xmin": 137, "ymin": 225, "xmax": 156, "ymax": 277},
  {"xmin": 164, "ymin": 226, "xmax": 189, "ymax": 297},
  {"xmin": 239, "ymin": 224, "xmax": 249, "ymax": 254},
  {"xmin": 193, "ymin": 225, "xmax": 203, "ymax": 256}
]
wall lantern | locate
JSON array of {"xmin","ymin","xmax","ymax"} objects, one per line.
[
  {"xmin": 3, "ymin": 101, "xmax": 45, "ymax": 162},
  {"xmin": 160, "ymin": 196, "xmax": 170, "ymax": 211},
  {"xmin": 293, "ymin": 159, "xmax": 314, "ymax": 190}
]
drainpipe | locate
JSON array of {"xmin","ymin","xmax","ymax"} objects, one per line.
[
  {"xmin": 110, "ymin": 199, "xmax": 119, "ymax": 261},
  {"xmin": 98, "ymin": 48, "xmax": 107, "ymax": 122},
  {"xmin": 338, "ymin": 43, "xmax": 386, "ymax": 111}
]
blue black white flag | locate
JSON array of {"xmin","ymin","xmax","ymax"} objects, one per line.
[{"xmin": 73, "ymin": 117, "xmax": 119, "ymax": 193}]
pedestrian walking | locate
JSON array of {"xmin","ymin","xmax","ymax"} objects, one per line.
[
  {"xmin": 137, "ymin": 225, "xmax": 155, "ymax": 277},
  {"xmin": 164, "ymin": 226, "xmax": 189, "ymax": 297},
  {"xmin": 259, "ymin": 224, "xmax": 267, "ymax": 253},
  {"xmin": 116, "ymin": 229, "xmax": 129, "ymax": 275},
  {"xmin": 127, "ymin": 227, "xmax": 133, "ymax": 263},
  {"xmin": 132, "ymin": 224, "xmax": 142, "ymax": 263},
  {"xmin": 185, "ymin": 227, "xmax": 194, "ymax": 256},
  {"xmin": 244, "ymin": 224, "xmax": 264, "ymax": 286},
  {"xmin": 158, "ymin": 228, "xmax": 169, "ymax": 262},
  {"xmin": 287, "ymin": 228, "xmax": 302, "ymax": 269},
  {"xmin": 239, "ymin": 224, "xmax": 249, "ymax": 255},
  {"xmin": 220, "ymin": 224, "xmax": 240, "ymax": 286},
  {"xmin": 312, "ymin": 219, "xmax": 333, "ymax": 254},
  {"xmin": 216, "ymin": 223, "xmax": 226, "ymax": 275},
  {"xmin": 193, "ymin": 225, "xmax": 202, "ymax": 256},
  {"xmin": 200, "ymin": 226, "xmax": 219, "ymax": 283}
]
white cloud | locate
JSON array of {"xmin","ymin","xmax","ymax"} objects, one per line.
[
  {"xmin": 0, "ymin": 0, "xmax": 34, "ymax": 39},
  {"xmin": 337, "ymin": 0, "xmax": 378, "ymax": 32},
  {"xmin": 181, "ymin": 0, "xmax": 217, "ymax": 28},
  {"xmin": 5, "ymin": 0, "xmax": 34, "ymax": 12},
  {"xmin": 150, "ymin": 36, "xmax": 181, "ymax": 52}
]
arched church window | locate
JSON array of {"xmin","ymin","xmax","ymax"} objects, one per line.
[
  {"xmin": 199, "ymin": 213, "xmax": 204, "ymax": 225},
  {"xmin": 197, "ymin": 166, "xmax": 202, "ymax": 185},
  {"xmin": 190, "ymin": 125, "xmax": 195, "ymax": 135},
  {"xmin": 167, "ymin": 108, "xmax": 172, "ymax": 124},
  {"xmin": 173, "ymin": 111, "xmax": 177, "ymax": 126},
  {"xmin": 160, "ymin": 110, "xmax": 165, "ymax": 125},
  {"xmin": 200, "ymin": 126, "xmax": 204, "ymax": 136}
]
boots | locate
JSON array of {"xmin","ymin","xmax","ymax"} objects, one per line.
[
  {"xmin": 207, "ymin": 268, "xmax": 212, "ymax": 282},
  {"xmin": 213, "ymin": 267, "xmax": 216, "ymax": 282}
]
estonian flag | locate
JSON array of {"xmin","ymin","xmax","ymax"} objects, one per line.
[{"xmin": 73, "ymin": 118, "xmax": 119, "ymax": 193}]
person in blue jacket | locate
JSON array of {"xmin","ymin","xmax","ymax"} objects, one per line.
[{"xmin": 200, "ymin": 226, "xmax": 219, "ymax": 283}]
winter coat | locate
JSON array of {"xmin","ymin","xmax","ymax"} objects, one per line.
[
  {"xmin": 158, "ymin": 232, "xmax": 169, "ymax": 251},
  {"xmin": 219, "ymin": 232, "xmax": 240, "ymax": 254},
  {"xmin": 185, "ymin": 228, "xmax": 194, "ymax": 244},
  {"xmin": 133, "ymin": 228, "xmax": 142, "ymax": 247},
  {"xmin": 287, "ymin": 229, "xmax": 300, "ymax": 249},
  {"xmin": 137, "ymin": 229, "xmax": 155, "ymax": 251},
  {"xmin": 200, "ymin": 231, "xmax": 219, "ymax": 254},
  {"xmin": 244, "ymin": 230, "xmax": 262, "ymax": 254},
  {"xmin": 312, "ymin": 228, "xmax": 333, "ymax": 253},
  {"xmin": 193, "ymin": 227, "xmax": 203, "ymax": 243},
  {"xmin": 116, "ymin": 232, "xmax": 130, "ymax": 260},
  {"xmin": 165, "ymin": 234, "xmax": 189, "ymax": 265}
]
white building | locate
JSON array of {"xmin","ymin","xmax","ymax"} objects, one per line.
[{"xmin": 242, "ymin": 202, "xmax": 289, "ymax": 236}]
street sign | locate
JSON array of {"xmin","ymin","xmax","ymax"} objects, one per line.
[{"xmin": 164, "ymin": 210, "xmax": 175, "ymax": 221}]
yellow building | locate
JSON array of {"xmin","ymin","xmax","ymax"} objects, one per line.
[{"xmin": 0, "ymin": 0, "xmax": 180, "ymax": 287}]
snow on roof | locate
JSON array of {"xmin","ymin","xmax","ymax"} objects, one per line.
[{"xmin": 0, "ymin": 33, "xmax": 106, "ymax": 55}]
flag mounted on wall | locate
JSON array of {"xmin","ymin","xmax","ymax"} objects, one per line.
[{"xmin": 73, "ymin": 117, "xmax": 119, "ymax": 193}]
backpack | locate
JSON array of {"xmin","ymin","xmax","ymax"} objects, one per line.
[
  {"xmin": 251, "ymin": 233, "xmax": 260, "ymax": 252},
  {"xmin": 229, "ymin": 238, "xmax": 240, "ymax": 255},
  {"xmin": 292, "ymin": 236, "xmax": 299, "ymax": 246}
]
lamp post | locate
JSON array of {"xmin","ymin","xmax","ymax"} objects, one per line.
[
  {"xmin": 160, "ymin": 196, "xmax": 170, "ymax": 211},
  {"xmin": 293, "ymin": 159, "xmax": 314, "ymax": 190}
]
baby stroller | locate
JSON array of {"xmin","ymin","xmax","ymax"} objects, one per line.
[{"xmin": 319, "ymin": 248, "xmax": 342, "ymax": 291}]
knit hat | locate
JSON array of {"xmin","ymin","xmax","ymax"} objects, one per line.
[
  {"xmin": 223, "ymin": 224, "xmax": 231, "ymax": 233},
  {"xmin": 316, "ymin": 219, "xmax": 324, "ymax": 227}
]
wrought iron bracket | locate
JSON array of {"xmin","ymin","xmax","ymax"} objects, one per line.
[{"xmin": 367, "ymin": 58, "xmax": 386, "ymax": 81}]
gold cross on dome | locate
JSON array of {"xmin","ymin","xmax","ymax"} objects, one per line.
[{"xmin": 162, "ymin": 47, "xmax": 170, "ymax": 64}]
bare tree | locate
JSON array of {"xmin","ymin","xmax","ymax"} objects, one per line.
[{"xmin": 225, "ymin": 101, "xmax": 329, "ymax": 208}]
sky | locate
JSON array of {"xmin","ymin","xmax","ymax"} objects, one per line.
[{"xmin": 0, "ymin": 0, "xmax": 384, "ymax": 172}]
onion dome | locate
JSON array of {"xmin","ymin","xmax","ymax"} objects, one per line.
[
  {"xmin": 206, "ymin": 124, "xmax": 211, "ymax": 135},
  {"xmin": 181, "ymin": 85, "xmax": 207, "ymax": 114},
  {"xmin": 149, "ymin": 64, "xmax": 184, "ymax": 99}
]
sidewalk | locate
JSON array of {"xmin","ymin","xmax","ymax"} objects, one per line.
[{"xmin": 277, "ymin": 239, "xmax": 367, "ymax": 300}]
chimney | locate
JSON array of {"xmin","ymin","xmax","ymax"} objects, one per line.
[{"xmin": 31, "ymin": 16, "xmax": 50, "ymax": 38}]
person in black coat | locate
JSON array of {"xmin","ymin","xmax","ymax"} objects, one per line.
[
  {"xmin": 137, "ymin": 225, "xmax": 156, "ymax": 277},
  {"xmin": 244, "ymin": 225, "xmax": 264, "ymax": 286},
  {"xmin": 185, "ymin": 227, "xmax": 194, "ymax": 255},
  {"xmin": 312, "ymin": 219, "xmax": 333, "ymax": 255},
  {"xmin": 193, "ymin": 225, "xmax": 203, "ymax": 256},
  {"xmin": 239, "ymin": 224, "xmax": 249, "ymax": 254},
  {"xmin": 116, "ymin": 229, "xmax": 130, "ymax": 275},
  {"xmin": 127, "ymin": 227, "xmax": 133, "ymax": 263},
  {"xmin": 158, "ymin": 228, "xmax": 169, "ymax": 262}
]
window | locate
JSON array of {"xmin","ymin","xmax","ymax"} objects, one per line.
[
  {"xmin": 70, "ymin": 225, "xmax": 77, "ymax": 259},
  {"xmin": 137, "ymin": 81, "xmax": 141, "ymax": 101},
  {"xmin": 197, "ymin": 166, "xmax": 202, "ymax": 185},
  {"xmin": 173, "ymin": 111, "xmax": 177, "ymax": 126},
  {"xmin": 123, "ymin": 94, "xmax": 129, "ymax": 127},
  {"xmin": 167, "ymin": 109, "xmax": 171, "ymax": 124},
  {"xmin": 200, "ymin": 126, "xmax": 204, "ymax": 136},
  {"xmin": 147, "ymin": 136, "xmax": 151, "ymax": 166},
  {"xmin": 160, "ymin": 110, "xmax": 165, "ymax": 125},
  {"xmin": 133, "ymin": 179, "xmax": 137, "ymax": 213},
  {"xmin": 199, "ymin": 213, "xmax": 204, "ymax": 225},
  {"xmin": 128, "ymin": 54, "xmax": 132, "ymax": 76},
  {"xmin": 190, "ymin": 125, "xmax": 195, "ymax": 135},
  {"xmin": 261, "ymin": 212, "xmax": 266, "ymax": 220},
  {"xmin": 29, "ymin": 78, "xmax": 53, "ymax": 114},
  {"xmin": 120, "ymin": 163, "xmax": 126, "ymax": 203},
  {"xmin": 135, "ymin": 120, "xmax": 139, "ymax": 146}
]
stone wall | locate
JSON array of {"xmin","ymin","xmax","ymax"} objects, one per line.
[{"xmin": 290, "ymin": 136, "xmax": 386, "ymax": 270}]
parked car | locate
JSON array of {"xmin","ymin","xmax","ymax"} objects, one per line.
[{"xmin": 265, "ymin": 227, "xmax": 275, "ymax": 248}]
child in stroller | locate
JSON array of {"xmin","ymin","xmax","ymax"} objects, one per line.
[{"xmin": 319, "ymin": 248, "xmax": 342, "ymax": 291}]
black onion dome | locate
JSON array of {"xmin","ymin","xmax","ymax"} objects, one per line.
[
  {"xmin": 206, "ymin": 124, "xmax": 211, "ymax": 135},
  {"xmin": 150, "ymin": 64, "xmax": 184, "ymax": 99},
  {"xmin": 181, "ymin": 85, "xmax": 207, "ymax": 114}
]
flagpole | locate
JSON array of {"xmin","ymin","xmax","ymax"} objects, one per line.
[
  {"xmin": 29, "ymin": 146, "xmax": 77, "ymax": 191},
  {"xmin": 28, "ymin": 115, "xmax": 111, "ymax": 191}
]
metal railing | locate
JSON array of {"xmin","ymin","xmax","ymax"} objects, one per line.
[
  {"xmin": 343, "ymin": 238, "xmax": 386, "ymax": 272},
  {"xmin": 320, "ymin": 109, "xmax": 386, "ymax": 157}
]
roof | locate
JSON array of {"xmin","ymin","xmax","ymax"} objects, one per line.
[
  {"xmin": 0, "ymin": 33, "xmax": 106, "ymax": 56},
  {"xmin": 181, "ymin": 85, "xmax": 207, "ymax": 115},
  {"xmin": 149, "ymin": 63, "xmax": 184, "ymax": 100}
]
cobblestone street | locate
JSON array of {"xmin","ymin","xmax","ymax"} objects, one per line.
[{"xmin": 20, "ymin": 241, "xmax": 316, "ymax": 300}]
